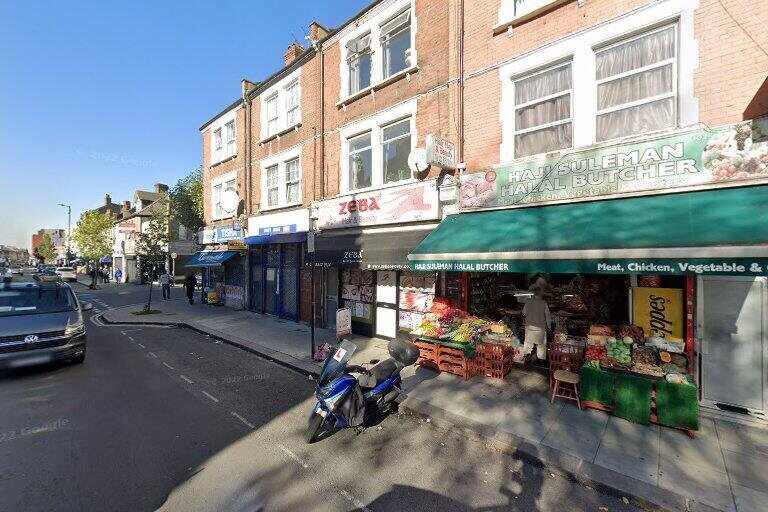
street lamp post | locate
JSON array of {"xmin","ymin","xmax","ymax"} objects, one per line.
[{"xmin": 58, "ymin": 203, "xmax": 71, "ymax": 265}]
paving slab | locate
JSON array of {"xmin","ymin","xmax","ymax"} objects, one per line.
[
  {"xmin": 723, "ymin": 448, "xmax": 768, "ymax": 493},
  {"xmin": 732, "ymin": 483, "xmax": 768, "ymax": 512},
  {"xmin": 496, "ymin": 392, "xmax": 564, "ymax": 443},
  {"xmin": 658, "ymin": 463, "xmax": 735, "ymax": 512},
  {"xmin": 660, "ymin": 418, "xmax": 727, "ymax": 474},
  {"xmin": 716, "ymin": 420, "xmax": 768, "ymax": 457}
]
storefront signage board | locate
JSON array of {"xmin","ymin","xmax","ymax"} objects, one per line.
[
  {"xmin": 411, "ymin": 258, "xmax": 768, "ymax": 276},
  {"xmin": 201, "ymin": 227, "xmax": 244, "ymax": 244},
  {"xmin": 247, "ymin": 209, "xmax": 310, "ymax": 236},
  {"xmin": 312, "ymin": 181, "xmax": 439, "ymax": 230},
  {"xmin": 336, "ymin": 307, "xmax": 352, "ymax": 338},
  {"xmin": 631, "ymin": 287, "xmax": 683, "ymax": 341},
  {"xmin": 460, "ymin": 124, "xmax": 768, "ymax": 210},
  {"xmin": 426, "ymin": 134, "xmax": 457, "ymax": 169}
]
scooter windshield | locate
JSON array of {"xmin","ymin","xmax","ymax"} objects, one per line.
[{"xmin": 318, "ymin": 340, "xmax": 358, "ymax": 387}]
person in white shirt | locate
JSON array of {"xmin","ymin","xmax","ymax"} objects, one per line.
[
  {"xmin": 522, "ymin": 277, "xmax": 552, "ymax": 360},
  {"xmin": 160, "ymin": 269, "xmax": 172, "ymax": 300}
]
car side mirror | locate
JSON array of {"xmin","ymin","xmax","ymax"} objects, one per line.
[
  {"xmin": 369, "ymin": 359, "xmax": 380, "ymax": 365},
  {"xmin": 82, "ymin": 303, "xmax": 94, "ymax": 311}
]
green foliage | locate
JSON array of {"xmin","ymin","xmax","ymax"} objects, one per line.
[
  {"xmin": 73, "ymin": 211, "xmax": 114, "ymax": 262},
  {"xmin": 170, "ymin": 167, "xmax": 204, "ymax": 235},
  {"xmin": 35, "ymin": 234, "xmax": 57, "ymax": 263}
]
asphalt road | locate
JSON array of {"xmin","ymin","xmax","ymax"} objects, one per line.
[{"xmin": 0, "ymin": 283, "xmax": 659, "ymax": 512}]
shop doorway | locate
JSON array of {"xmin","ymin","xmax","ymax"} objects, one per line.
[
  {"xmin": 375, "ymin": 270, "xmax": 398, "ymax": 338},
  {"xmin": 699, "ymin": 276, "xmax": 767, "ymax": 415}
]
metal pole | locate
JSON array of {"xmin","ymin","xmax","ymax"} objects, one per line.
[
  {"xmin": 58, "ymin": 203, "xmax": 71, "ymax": 265},
  {"xmin": 310, "ymin": 266, "xmax": 316, "ymax": 359}
]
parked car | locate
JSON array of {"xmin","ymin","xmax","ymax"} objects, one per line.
[
  {"xmin": 37, "ymin": 265, "xmax": 57, "ymax": 276},
  {"xmin": 55, "ymin": 267, "xmax": 77, "ymax": 282},
  {"xmin": 0, "ymin": 275, "xmax": 89, "ymax": 369}
]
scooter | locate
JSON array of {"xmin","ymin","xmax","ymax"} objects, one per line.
[{"xmin": 306, "ymin": 338, "xmax": 419, "ymax": 443}]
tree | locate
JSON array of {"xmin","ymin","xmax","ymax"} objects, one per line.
[
  {"xmin": 135, "ymin": 195, "xmax": 170, "ymax": 312},
  {"xmin": 73, "ymin": 211, "xmax": 114, "ymax": 288},
  {"xmin": 35, "ymin": 234, "xmax": 57, "ymax": 263},
  {"xmin": 170, "ymin": 167, "xmax": 204, "ymax": 236}
]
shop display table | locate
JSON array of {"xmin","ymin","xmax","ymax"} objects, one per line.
[{"xmin": 580, "ymin": 364, "xmax": 699, "ymax": 437}]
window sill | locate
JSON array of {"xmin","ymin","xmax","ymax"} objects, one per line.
[
  {"xmin": 210, "ymin": 154, "xmax": 237, "ymax": 167},
  {"xmin": 493, "ymin": 0, "xmax": 572, "ymax": 36},
  {"xmin": 336, "ymin": 66, "xmax": 420, "ymax": 109},
  {"xmin": 258, "ymin": 201, "xmax": 303, "ymax": 213},
  {"xmin": 260, "ymin": 123, "xmax": 302, "ymax": 144},
  {"xmin": 338, "ymin": 178, "xmax": 421, "ymax": 198}
]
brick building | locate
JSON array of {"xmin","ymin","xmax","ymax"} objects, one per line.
[{"xmin": 197, "ymin": 0, "xmax": 768, "ymax": 394}]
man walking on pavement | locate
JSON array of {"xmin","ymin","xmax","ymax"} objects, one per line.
[
  {"xmin": 522, "ymin": 276, "xmax": 552, "ymax": 361},
  {"xmin": 184, "ymin": 272, "xmax": 196, "ymax": 305},
  {"xmin": 160, "ymin": 268, "xmax": 172, "ymax": 300}
]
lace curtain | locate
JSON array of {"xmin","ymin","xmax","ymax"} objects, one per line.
[
  {"xmin": 596, "ymin": 27, "xmax": 676, "ymax": 141},
  {"xmin": 514, "ymin": 65, "xmax": 572, "ymax": 158}
]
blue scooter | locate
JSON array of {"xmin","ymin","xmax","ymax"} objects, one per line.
[{"xmin": 306, "ymin": 338, "xmax": 419, "ymax": 443}]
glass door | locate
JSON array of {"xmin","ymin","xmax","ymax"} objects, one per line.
[{"xmin": 325, "ymin": 267, "xmax": 339, "ymax": 329}]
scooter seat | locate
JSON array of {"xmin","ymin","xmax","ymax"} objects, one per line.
[{"xmin": 370, "ymin": 358, "xmax": 400, "ymax": 385}]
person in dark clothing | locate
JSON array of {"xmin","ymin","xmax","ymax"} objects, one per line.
[{"xmin": 184, "ymin": 273, "xmax": 196, "ymax": 305}]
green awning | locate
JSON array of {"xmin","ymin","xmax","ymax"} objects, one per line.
[{"xmin": 409, "ymin": 185, "xmax": 768, "ymax": 275}]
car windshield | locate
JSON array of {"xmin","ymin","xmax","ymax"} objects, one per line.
[{"xmin": 0, "ymin": 287, "xmax": 76, "ymax": 317}]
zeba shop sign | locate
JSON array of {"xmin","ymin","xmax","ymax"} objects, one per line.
[
  {"xmin": 313, "ymin": 181, "xmax": 439, "ymax": 230},
  {"xmin": 460, "ymin": 123, "xmax": 768, "ymax": 209}
]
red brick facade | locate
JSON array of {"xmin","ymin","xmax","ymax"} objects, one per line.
[{"xmin": 200, "ymin": 0, "xmax": 767, "ymax": 221}]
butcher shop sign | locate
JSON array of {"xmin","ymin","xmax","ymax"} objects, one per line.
[
  {"xmin": 312, "ymin": 181, "xmax": 439, "ymax": 229},
  {"xmin": 461, "ymin": 123, "xmax": 768, "ymax": 210}
]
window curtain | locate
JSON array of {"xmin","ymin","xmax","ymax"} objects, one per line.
[
  {"xmin": 596, "ymin": 27, "xmax": 676, "ymax": 141},
  {"xmin": 515, "ymin": 65, "xmax": 571, "ymax": 104},
  {"xmin": 515, "ymin": 124, "xmax": 573, "ymax": 159}
]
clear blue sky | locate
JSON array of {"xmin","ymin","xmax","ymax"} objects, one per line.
[{"xmin": 0, "ymin": 0, "xmax": 368, "ymax": 249}]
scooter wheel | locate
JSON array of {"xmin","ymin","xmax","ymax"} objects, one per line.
[{"xmin": 306, "ymin": 411, "xmax": 325, "ymax": 443}]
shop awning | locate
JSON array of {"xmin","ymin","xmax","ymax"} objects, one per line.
[
  {"xmin": 244, "ymin": 232, "xmax": 307, "ymax": 245},
  {"xmin": 408, "ymin": 185, "xmax": 768, "ymax": 276},
  {"xmin": 310, "ymin": 228, "xmax": 433, "ymax": 270},
  {"xmin": 185, "ymin": 251, "xmax": 239, "ymax": 268}
]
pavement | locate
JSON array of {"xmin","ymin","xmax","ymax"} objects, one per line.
[
  {"xmin": 0, "ymin": 282, "xmax": 653, "ymax": 512},
  {"xmin": 92, "ymin": 282, "xmax": 768, "ymax": 512}
]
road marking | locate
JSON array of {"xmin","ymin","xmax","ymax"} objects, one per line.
[
  {"xmin": 201, "ymin": 391, "xmax": 219, "ymax": 403},
  {"xmin": 180, "ymin": 375, "xmax": 194, "ymax": 384},
  {"xmin": 278, "ymin": 444, "xmax": 310, "ymax": 469},
  {"xmin": 162, "ymin": 362, "xmax": 175, "ymax": 370},
  {"xmin": 138, "ymin": 343, "xmax": 146, "ymax": 348},
  {"xmin": 231, "ymin": 411, "xmax": 255, "ymax": 429},
  {"xmin": 148, "ymin": 351, "xmax": 158, "ymax": 358},
  {"xmin": 127, "ymin": 336, "xmax": 134, "ymax": 341}
]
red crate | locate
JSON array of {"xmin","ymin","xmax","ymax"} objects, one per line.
[
  {"xmin": 437, "ymin": 345, "xmax": 466, "ymax": 359},
  {"xmin": 438, "ymin": 360, "xmax": 474, "ymax": 380},
  {"xmin": 417, "ymin": 357, "xmax": 439, "ymax": 371},
  {"xmin": 477, "ymin": 342, "xmax": 515, "ymax": 361}
]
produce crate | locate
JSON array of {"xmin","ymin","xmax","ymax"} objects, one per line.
[
  {"xmin": 614, "ymin": 373, "xmax": 653, "ymax": 425},
  {"xmin": 417, "ymin": 357, "xmax": 439, "ymax": 371},
  {"xmin": 414, "ymin": 340, "xmax": 439, "ymax": 361},
  {"xmin": 656, "ymin": 380, "xmax": 700, "ymax": 431},
  {"xmin": 476, "ymin": 342, "xmax": 515, "ymax": 361},
  {"xmin": 438, "ymin": 358, "xmax": 474, "ymax": 380},
  {"xmin": 437, "ymin": 345, "xmax": 467, "ymax": 359},
  {"xmin": 479, "ymin": 358, "xmax": 513, "ymax": 380}
]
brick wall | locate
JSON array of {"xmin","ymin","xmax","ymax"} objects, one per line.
[
  {"xmin": 202, "ymin": 105, "xmax": 246, "ymax": 227},
  {"xmin": 694, "ymin": 0, "xmax": 768, "ymax": 125}
]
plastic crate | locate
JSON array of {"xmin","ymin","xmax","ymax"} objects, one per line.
[
  {"xmin": 437, "ymin": 345, "xmax": 466, "ymax": 359},
  {"xmin": 438, "ymin": 360, "xmax": 474, "ymax": 380},
  {"xmin": 477, "ymin": 343, "xmax": 514, "ymax": 361}
]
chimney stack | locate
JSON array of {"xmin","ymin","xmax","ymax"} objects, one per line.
[
  {"xmin": 284, "ymin": 42, "xmax": 304, "ymax": 66},
  {"xmin": 309, "ymin": 21, "xmax": 330, "ymax": 44},
  {"xmin": 242, "ymin": 78, "xmax": 259, "ymax": 99},
  {"xmin": 154, "ymin": 183, "xmax": 169, "ymax": 194}
]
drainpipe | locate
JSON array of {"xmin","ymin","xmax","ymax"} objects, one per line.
[{"xmin": 458, "ymin": 0, "xmax": 465, "ymax": 164}]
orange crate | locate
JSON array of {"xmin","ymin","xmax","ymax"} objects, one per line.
[
  {"xmin": 477, "ymin": 343, "xmax": 515, "ymax": 361},
  {"xmin": 439, "ymin": 360, "xmax": 473, "ymax": 380},
  {"xmin": 437, "ymin": 345, "xmax": 466, "ymax": 359}
]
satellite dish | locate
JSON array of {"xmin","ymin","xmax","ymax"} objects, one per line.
[
  {"xmin": 221, "ymin": 188, "xmax": 239, "ymax": 214},
  {"xmin": 408, "ymin": 148, "xmax": 429, "ymax": 176}
]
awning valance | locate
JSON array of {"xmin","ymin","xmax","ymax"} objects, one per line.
[
  {"xmin": 310, "ymin": 229, "xmax": 432, "ymax": 270},
  {"xmin": 185, "ymin": 251, "xmax": 239, "ymax": 268},
  {"xmin": 408, "ymin": 185, "xmax": 768, "ymax": 276}
]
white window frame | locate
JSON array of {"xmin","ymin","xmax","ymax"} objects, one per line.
[
  {"xmin": 284, "ymin": 157, "xmax": 301, "ymax": 204},
  {"xmin": 511, "ymin": 61, "xmax": 573, "ymax": 159},
  {"xmin": 348, "ymin": 130, "xmax": 374, "ymax": 190},
  {"xmin": 210, "ymin": 170, "xmax": 238, "ymax": 221},
  {"xmin": 339, "ymin": 99, "xmax": 417, "ymax": 193},
  {"xmin": 225, "ymin": 120, "xmax": 235, "ymax": 148},
  {"xmin": 260, "ymin": 146, "xmax": 302, "ymax": 211},
  {"xmin": 208, "ymin": 108, "xmax": 238, "ymax": 165},
  {"xmin": 498, "ymin": 0, "xmax": 698, "ymax": 163},
  {"xmin": 338, "ymin": 0, "xmax": 418, "ymax": 101},
  {"xmin": 348, "ymin": 32, "xmax": 373, "ymax": 96},
  {"xmin": 260, "ymin": 67, "xmax": 302, "ymax": 141},
  {"xmin": 497, "ymin": 0, "xmax": 569, "ymax": 28},
  {"xmin": 285, "ymin": 80, "xmax": 301, "ymax": 127},
  {"xmin": 594, "ymin": 23, "xmax": 678, "ymax": 141},
  {"xmin": 265, "ymin": 93, "xmax": 279, "ymax": 138},
  {"xmin": 380, "ymin": 9, "xmax": 412, "ymax": 80},
  {"xmin": 381, "ymin": 117, "xmax": 413, "ymax": 184}
]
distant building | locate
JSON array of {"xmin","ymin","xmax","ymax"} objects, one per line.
[
  {"xmin": 30, "ymin": 228, "xmax": 67, "ymax": 263},
  {"xmin": 0, "ymin": 245, "xmax": 29, "ymax": 266}
]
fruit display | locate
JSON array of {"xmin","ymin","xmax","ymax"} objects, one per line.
[
  {"xmin": 632, "ymin": 362, "xmax": 665, "ymax": 378},
  {"xmin": 633, "ymin": 346, "xmax": 658, "ymax": 365},
  {"xmin": 585, "ymin": 344, "xmax": 607, "ymax": 361},
  {"xmin": 619, "ymin": 324, "xmax": 645, "ymax": 344},
  {"xmin": 413, "ymin": 300, "xmax": 513, "ymax": 347}
]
